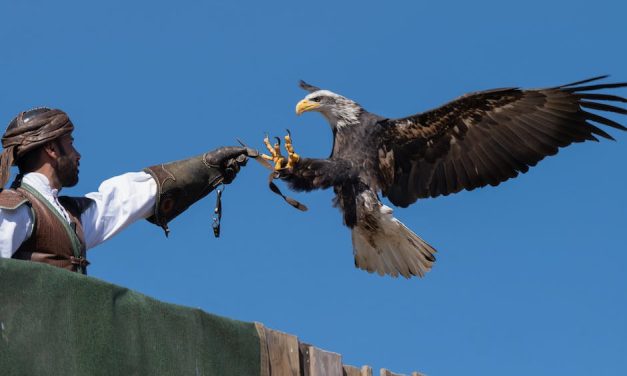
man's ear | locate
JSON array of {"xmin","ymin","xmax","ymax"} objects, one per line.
[{"xmin": 43, "ymin": 142, "xmax": 58, "ymax": 159}]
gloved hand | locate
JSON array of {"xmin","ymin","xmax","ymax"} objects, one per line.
[
  {"xmin": 144, "ymin": 146, "xmax": 259, "ymax": 234},
  {"xmin": 204, "ymin": 146, "xmax": 258, "ymax": 184}
]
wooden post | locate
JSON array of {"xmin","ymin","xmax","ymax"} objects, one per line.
[
  {"xmin": 343, "ymin": 365, "xmax": 361, "ymax": 376},
  {"xmin": 258, "ymin": 322, "xmax": 418, "ymax": 376},
  {"xmin": 307, "ymin": 346, "xmax": 343, "ymax": 376},
  {"xmin": 361, "ymin": 365, "xmax": 373, "ymax": 376},
  {"xmin": 380, "ymin": 368, "xmax": 405, "ymax": 376},
  {"xmin": 264, "ymin": 328, "xmax": 300, "ymax": 376}
]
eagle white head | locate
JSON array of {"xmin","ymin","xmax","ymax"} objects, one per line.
[{"xmin": 296, "ymin": 81, "xmax": 362, "ymax": 129}]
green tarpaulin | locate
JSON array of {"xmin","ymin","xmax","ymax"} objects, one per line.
[{"xmin": 0, "ymin": 258, "xmax": 263, "ymax": 376}]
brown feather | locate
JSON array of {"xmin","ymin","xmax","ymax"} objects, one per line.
[{"xmin": 382, "ymin": 77, "xmax": 626, "ymax": 205}]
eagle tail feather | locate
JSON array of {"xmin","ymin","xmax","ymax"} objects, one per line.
[{"xmin": 351, "ymin": 204, "xmax": 436, "ymax": 279}]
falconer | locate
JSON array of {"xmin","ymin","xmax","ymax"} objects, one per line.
[{"xmin": 0, "ymin": 107, "xmax": 254, "ymax": 274}]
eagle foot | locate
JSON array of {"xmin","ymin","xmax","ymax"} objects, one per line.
[
  {"xmin": 284, "ymin": 130, "xmax": 300, "ymax": 169},
  {"xmin": 261, "ymin": 131, "xmax": 300, "ymax": 171},
  {"xmin": 261, "ymin": 134, "xmax": 286, "ymax": 170}
]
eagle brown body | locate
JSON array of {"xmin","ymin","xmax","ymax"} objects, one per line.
[{"xmin": 279, "ymin": 76, "xmax": 626, "ymax": 278}]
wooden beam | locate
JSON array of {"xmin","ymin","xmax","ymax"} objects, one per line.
[
  {"xmin": 380, "ymin": 368, "xmax": 404, "ymax": 376},
  {"xmin": 343, "ymin": 365, "xmax": 361, "ymax": 376},
  {"xmin": 265, "ymin": 328, "xmax": 300, "ymax": 376},
  {"xmin": 258, "ymin": 323, "xmax": 416, "ymax": 376},
  {"xmin": 308, "ymin": 346, "xmax": 343, "ymax": 376},
  {"xmin": 361, "ymin": 365, "xmax": 373, "ymax": 376}
]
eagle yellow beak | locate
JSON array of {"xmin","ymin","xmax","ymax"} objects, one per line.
[{"xmin": 295, "ymin": 99, "xmax": 320, "ymax": 115}]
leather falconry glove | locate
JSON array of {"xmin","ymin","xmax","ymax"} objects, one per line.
[{"xmin": 144, "ymin": 146, "xmax": 257, "ymax": 235}]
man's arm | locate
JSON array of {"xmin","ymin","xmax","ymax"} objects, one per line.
[
  {"xmin": 0, "ymin": 206, "xmax": 34, "ymax": 258},
  {"xmin": 80, "ymin": 146, "xmax": 254, "ymax": 249},
  {"xmin": 143, "ymin": 146, "xmax": 254, "ymax": 235},
  {"xmin": 80, "ymin": 171, "xmax": 156, "ymax": 249}
]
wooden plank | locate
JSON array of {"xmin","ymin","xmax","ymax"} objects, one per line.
[
  {"xmin": 265, "ymin": 328, "xmax": 300, "ymax": 376},
  {"xmin": 259, "ymin": 324, "xmax": 423, "ymax": 376},
  {"xmin": 361, "ymin": 365, "xmax": 373, "ymax": 376},
  {"xmin": 380, "ymin": 368, "xmax": 405, "ymax": 376},
  {"xmin": 343, "ymin": 365, "xmax": 361, "ymax": 376},
  {"xmin": 308, "ymin": 346, "xmax": 343, "ymax": 376},
  {"xmin": 340, "ymin": 364, "xmax": 374, "ymax": 376}
]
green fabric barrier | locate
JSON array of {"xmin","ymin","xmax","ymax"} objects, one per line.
[{"xmin": 0, "ymin": 258, "xmax": 262, "ymax": 376}]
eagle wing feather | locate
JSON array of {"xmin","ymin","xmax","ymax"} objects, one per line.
[{"xmin": 380, "ymin": 76, "xmax": 627, "ymax": 207}]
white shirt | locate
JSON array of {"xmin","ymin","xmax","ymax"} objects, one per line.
[{"xmin": 0, "ymin": 172, "xmax": 157, "ymax": 258}]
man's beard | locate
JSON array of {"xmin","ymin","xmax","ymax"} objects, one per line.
[{"xmin": 57, "ymin": 155, "xmax": 79, "ymax": 187}]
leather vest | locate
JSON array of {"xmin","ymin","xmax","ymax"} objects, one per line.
[{"xmin": 0, "ymin": 184, "xmax": 89, "ymax": 274}]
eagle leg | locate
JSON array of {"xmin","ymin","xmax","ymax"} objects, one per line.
[
  {"xmin": 284, "ymin": 130, "xmax": 300, "ymax": 169},
  {"xmin": 261, "ymin": 134, "xmax": 286, "ymax": 170}
]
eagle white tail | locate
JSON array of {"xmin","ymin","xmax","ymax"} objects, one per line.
[{"xmin": 351, "ymin": 203, "xmax": 436, "ymax": 278}]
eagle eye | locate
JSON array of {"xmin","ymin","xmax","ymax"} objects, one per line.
[{"xmin": 310, "ymin": 97, "xmax": 322, "ymax": 103}]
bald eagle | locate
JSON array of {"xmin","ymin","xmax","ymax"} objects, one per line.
[{"xmin": 267, "ymin": 76, "xmax": 626, "ymax": 279}]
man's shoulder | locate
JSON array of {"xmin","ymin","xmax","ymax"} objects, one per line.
[
  {"xmin": 0, "ymin": 188, "xmax": 30, "ymax": 210},
  {"xmin": 58, "ymin": 196, "xmax": 94, "ymax": 216}
]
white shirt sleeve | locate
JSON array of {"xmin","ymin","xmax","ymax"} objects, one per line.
[
  {"xmin": 0, "ymin": 206, "xmax": 34, "ymax": 258},
  {"xmin": 82, "ymin": 171, "xmax": 157, "ymax": 249}
]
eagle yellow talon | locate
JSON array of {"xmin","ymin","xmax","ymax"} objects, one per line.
[
  {"xmin": 261, "ymin": 132, "xmax": 300, "ymax": 171},
  {"xmin": 284, "ymin": 133, "xmax": 300, "ymax": 169},
  {"xmin": 262, "ymin": 135, "xmax": 286, "ymax": 170}
]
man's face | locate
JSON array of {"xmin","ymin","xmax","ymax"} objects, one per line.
[{"xmin": 55, "ymin": 133, "xmax": 81, "ymax": 188}]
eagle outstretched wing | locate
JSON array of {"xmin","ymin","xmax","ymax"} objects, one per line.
[{"xmin": 381, "ymin": 76, "xmax": 627, "ymax": 207}]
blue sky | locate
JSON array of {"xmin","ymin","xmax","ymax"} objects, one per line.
[{"xmin": 2, "ymin": 1, "xmax": 626, "ymax": 374}]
